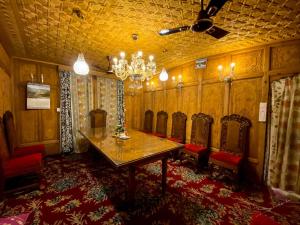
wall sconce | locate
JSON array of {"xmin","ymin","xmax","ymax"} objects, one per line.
[
  {"xmin": 218, "ymin": 62, "xmax": 235, "ymax": 83},
  {"xmin": 171, "ymin": 74, "xmax": 184, "ymax": 89},
  {"xmin": 146, "ymin": 81, "xmax": 155, "ymax": 91}
]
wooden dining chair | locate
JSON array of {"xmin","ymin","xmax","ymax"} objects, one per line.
[
  {"xmin": 143, "ymin": 110, "xmax": 154, "ymax": 133},
  {"xmin": 168, "ymin": 111, "xmax": 187, "ymax": 144},
  {"xmin": 153, "ymin": 111, "xmax": 168, "ymax": 138},
  {"xmin": 90, "ymin": 109, "xmax": 107, "ymax": 128},
  {"xmin": 183, "ymin": 113, "xmax": 213, "ymax": 171},
  {"xmin": 209, "ymin": 114, "xmax": 251, "ymax": 190}
]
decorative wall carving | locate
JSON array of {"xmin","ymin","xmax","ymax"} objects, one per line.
[
  {"xmin": 232, "ymin": 49, "xmax": 264, "ymax": 76},
  {"xmin": 271, "ymin": 44, "xmax": 300, "ymax": 70}
]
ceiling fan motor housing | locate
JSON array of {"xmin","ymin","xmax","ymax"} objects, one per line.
[{"xmin": 192, "ymin": 10, "xmax": 213, "ymax": 32}]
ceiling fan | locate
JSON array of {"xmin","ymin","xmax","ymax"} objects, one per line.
[{"xmin": 159, "ymin": 0, "xmax": 229, "ymax": 39}]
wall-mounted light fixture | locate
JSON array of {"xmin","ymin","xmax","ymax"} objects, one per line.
[
  {"xmin": 159, "ymin": 68, "xmax": 168, "ymax": 82},
  {"xmin": 171, "ymin": 74, "xmax": 184, "ymax": 89},
  {"xmin": 218, "ymin": 62, "xmax": 235, "ymax": 83},
  {"xmin": 146, "ymin": 81, "xmax": 155, "ymax": 91}
]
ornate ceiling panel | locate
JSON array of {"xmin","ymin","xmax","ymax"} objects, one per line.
[{"xmin": 0, "ymin": 0, "xmax": 299, "ymax": 71}]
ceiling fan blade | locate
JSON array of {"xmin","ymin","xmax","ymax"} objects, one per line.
[
  {"xmin": 206, "ymin": 26, "xmax": 229, "ymax": 39},
  {"xmin": 206, "ymin": 0, "xmax": 228, "ymax": 17},
  {"xmin": 159, "ymin": 26, "xmax": 190, "ymax": 36}
]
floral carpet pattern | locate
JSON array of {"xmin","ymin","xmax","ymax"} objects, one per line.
[{"xmin": 0, "ymin": 152, "xmax": 299, "ymax": 225}]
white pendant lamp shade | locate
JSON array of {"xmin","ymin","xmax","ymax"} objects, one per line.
[
  {"xmin": 159, "ymin": 68, "xmax": 168, "ymax": 81},
  {"xmin": 73, "ymin": 53, "xmax": 89, "ymax": 75}
]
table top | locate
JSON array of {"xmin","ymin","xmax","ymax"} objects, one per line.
[{"xmin": 79, "ymin": 128, "xmax": 183, "ymax": 167}]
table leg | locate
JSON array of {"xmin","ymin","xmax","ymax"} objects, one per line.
[
  {"xmin": 128, "ymin": 166, "xmax": 136, "ymax": 205},
  {"xmin": 162, "ymin": 157, "xmax": 167, "ymax": 195}
]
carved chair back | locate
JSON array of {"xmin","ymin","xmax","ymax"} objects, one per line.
[
  {"xmin": 90, "ymin": 109, "xmax": 107, "ymax": 128},
  {"xmin": 156, "ymin": 111, "xmax": 168, "ymax": 136},
  {"xmin": 171, "ymin": 112, "xmax": 187, "ymax": 143},
  {"xmin": 190, "ymin": 113, "xmax": 213, "ymax": 147},
  {"xmin": 0, "ymin": 117, "xmax": 9, "ymax": 162},
  {"xmin": 3, "ymin": 111, "xmax": 17, "ymax": 155},
  {"xmin": 144, "ymin": 110, "xmax": 154, "ymax": 133},
  {"xmin": 220, "ymin": 114, "xmax": 251, "ymax": 157}
]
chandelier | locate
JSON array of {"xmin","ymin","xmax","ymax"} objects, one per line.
[{"xmin": 112, "ymin": 51, "xmax": 156, "ymax": 89}]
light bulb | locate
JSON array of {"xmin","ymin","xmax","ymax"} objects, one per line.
[
  {"xmin": 137, "ymin": 51, "xmax": 143, "ymax": 57},
  {"xmin": 172, "ymin": 76, "xmax": 176, "ymax": 81},
  {"xmin": 218, "ymin": 65, "xmax": 223, "ymax": 71},
  {"xmin": 73, "ymin": 53, "xmax": 89, "ymax": 75},
  {"xmin": 120, "ymin": 51, "xmax": 125, "ymax": 59},
  {"xmin": 146, "ymin": 82, "xmax": 149, "ymax": 86},
  {"xmin": 149, "ymin": 55, "xmax": 154, "ymax": 61},
  {"xmin": 113, "ymin": 57, "xmax": 118, "ymax": 64},
  {"xmin": 159, "ymin": 68, "xmax": 168, "ymax": 81},
  {"xmin": 230, "ymin": 62, "xmax": 235, "ymax": 69},
  {"xmin": 178, "ymin": 74, "xmax": 182, "ymax": 81}
]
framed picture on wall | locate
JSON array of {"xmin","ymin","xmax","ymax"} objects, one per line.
[{"xmin": 26, "ymin": 83, "xmax": 50, "ymax": 109}]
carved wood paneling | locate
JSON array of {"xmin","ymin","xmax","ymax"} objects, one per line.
[
  {"xmin": 166, "ymin": 88, "xmax": 177, "ymax": 136},
  {"xmin": 229, "ymin": 78, "xmax": 262, "ymax": 160},
  {"xmin": 181, "ymin": 86, "xmax": 197, "ymax": 142},
  {"xmin": 270, "ymin": 43, "xmax": 300, "ymax": 71},
  {"xmin": 201, "ymin": 83, "xmax": 224, "ymax": 148},
  {"xmin": 204, "ymin": 56, "xmax": 230, "ymax": 81},
  {"xmin": 231, "ymin": 49, "xmax": 264, "ymax": 76}
]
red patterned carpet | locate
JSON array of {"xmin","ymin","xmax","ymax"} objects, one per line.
[{"xmin": 0, "ymin": 152, "xmax": 299, "ymax": 225}]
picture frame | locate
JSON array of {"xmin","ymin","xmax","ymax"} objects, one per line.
[{"xmin": 26, "ymin": 83, "xmax": 51, "ymax": 109}]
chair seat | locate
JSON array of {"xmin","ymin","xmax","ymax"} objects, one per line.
[
  {"xmin": 184, "ymin": 144, "xmax": 207, "ymax": 153},
  {"xmin": 152, "ymin": 132, "xmax": 166, "ymax": 138},
  {"xmin": 167, "ymin": 137, "xmax": 183, "ymax": 143},
  {"xmin": 210, "ymin": 151, "xmax": 242, "ymax": 166},
  {"xmin": 12, "ymin": 144, "xmax": 45, "ymax": 158},
  {"xmin": 4, "ymin": 153, "xmax": 42, "ymax": 178}
]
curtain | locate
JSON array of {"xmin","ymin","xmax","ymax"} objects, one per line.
[
  {"xmin": 268, "ymin": 74, "xmax": 300, "ymax": 194},
  {"xmin": 70, "ymin": 75, "xmax": 118, "ymax": 153},
  {"xmin": 70, "ymin": 74, "xmax": 93, "ymax": 153},
  {"xmin": 59, "ymin": 71, "xmax": 74, "ymax": 153}
]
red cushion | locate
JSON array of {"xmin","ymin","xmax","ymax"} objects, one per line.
[
  {"xmin": 167, "ymin": 137, "xmax": 183, "ymax": 143},
  {"xmin": 250, "ymin": 212, "xmax": 280, "ymax": 225},
  {"xmin": 152, "ymin": 133, "xmax": 166, "ymax": 138},
  {"xmin": 210, "ymin": 151, "xmax": 241, "ymax": 165},
  {"xmin": 4, "ymin": 153, "xmax": 42, "ymax": 178},
  {"xmin": 184, "ymin": 144, "xmax": 207, "ymax": 153},
  {"xmin": 12, "ymin": 144, "xmax": 45, "ymax": 158}
]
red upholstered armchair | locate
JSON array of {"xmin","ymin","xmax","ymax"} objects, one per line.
[
  {"xmin": 0, "ymin": 117, "xmax": 42, "ymax": 198},
  {"xmin": 3, "ymin": 111, "xmax": 45, "ymax": 158},
  {"xmin": 209, "ymin": 114, "xmax": 251, "ymax": 189},
  {"xmin": 183, "ymin": 113, "xmax": 213, "ymax": 171},
  {"xmin": 167, "ymin": 112, "xmax": 187, "ymax": 144}
]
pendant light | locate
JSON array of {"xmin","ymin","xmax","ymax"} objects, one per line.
[
  {"xmin": 159, "ymin": 68, "xmax": 168, "ymax": 81},
  {"xmin": 73, "ymin": 53, "xmax": 89, "ymax": 75}
]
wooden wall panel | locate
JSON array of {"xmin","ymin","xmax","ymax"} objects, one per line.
[
  {"xmin": 181, "ymin": 85, "xmax": 198, "ymax": 142},
  {"xmin": 15, "ymin": 61, "xmax": 40, "ymax": 144},
  {"xmin": 231, "ymin": 49, "xmax": 264, "ymax": 77},
  {"xmin": 270, "ymin": 42, "xmax": 300, "ymax": 71},
  {"xmin": 39, "ymin": 64, "xmax": 59, "ymax": 142},
  {"xmin": 201, "ymin": 83, "xmax": 224, "ymax": 148},
  {"xmin": 0, "ymin": 68, "xmax": 11, "ymax": 116},
  {"xmin": 13, "ymin": 59, "xmax": 60, "ymax": 154},
  {"xmin": 230, "ymin": 78, "xmax": 262, "ymax": 160},
  {"xmin": 204, "ymin": 56, "xmax": 230, "ymax": 81},
  {"xmin": 166, "ymin": 88, "xmax": 177, "ymax": 137}
]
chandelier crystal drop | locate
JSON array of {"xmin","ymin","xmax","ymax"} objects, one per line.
[
  {"xmin": 73, "ymin": 53, "xmax": 89, "ymax": 75},
  {"xmin": 112, "ymin": 50, "xmax": 156, "ymax": 89}
]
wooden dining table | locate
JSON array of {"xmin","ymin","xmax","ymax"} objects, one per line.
[{"xmin": 79, "ymin": 128, "xmax": 184, "ymax": 204}]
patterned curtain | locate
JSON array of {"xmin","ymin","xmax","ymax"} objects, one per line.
[
  {"xmin": 95, "ymin": 78, "xmax": 117, "ymax": 130},
  {"xmin": 59, "ymin": 71, "xmax": 74, "ymax": 153},
  {"xmin": 71, "ymin": 75, "xmax": 118, "ymax": 153},
  {"xmin": 117, "ymin": 80, "xmax": 125, "ymax": 128},
  {"xmin": 267, "ymin": 74, "xmax": 300, "ymax": 194},
  {"xmin": 70, "ymin": 74, "xmax": 93, "ymax": 153}
]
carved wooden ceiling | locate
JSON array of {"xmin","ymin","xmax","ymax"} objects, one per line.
[{"xmin": 0, "ymin": 0, "xmax": 299, "ymax": 71}]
